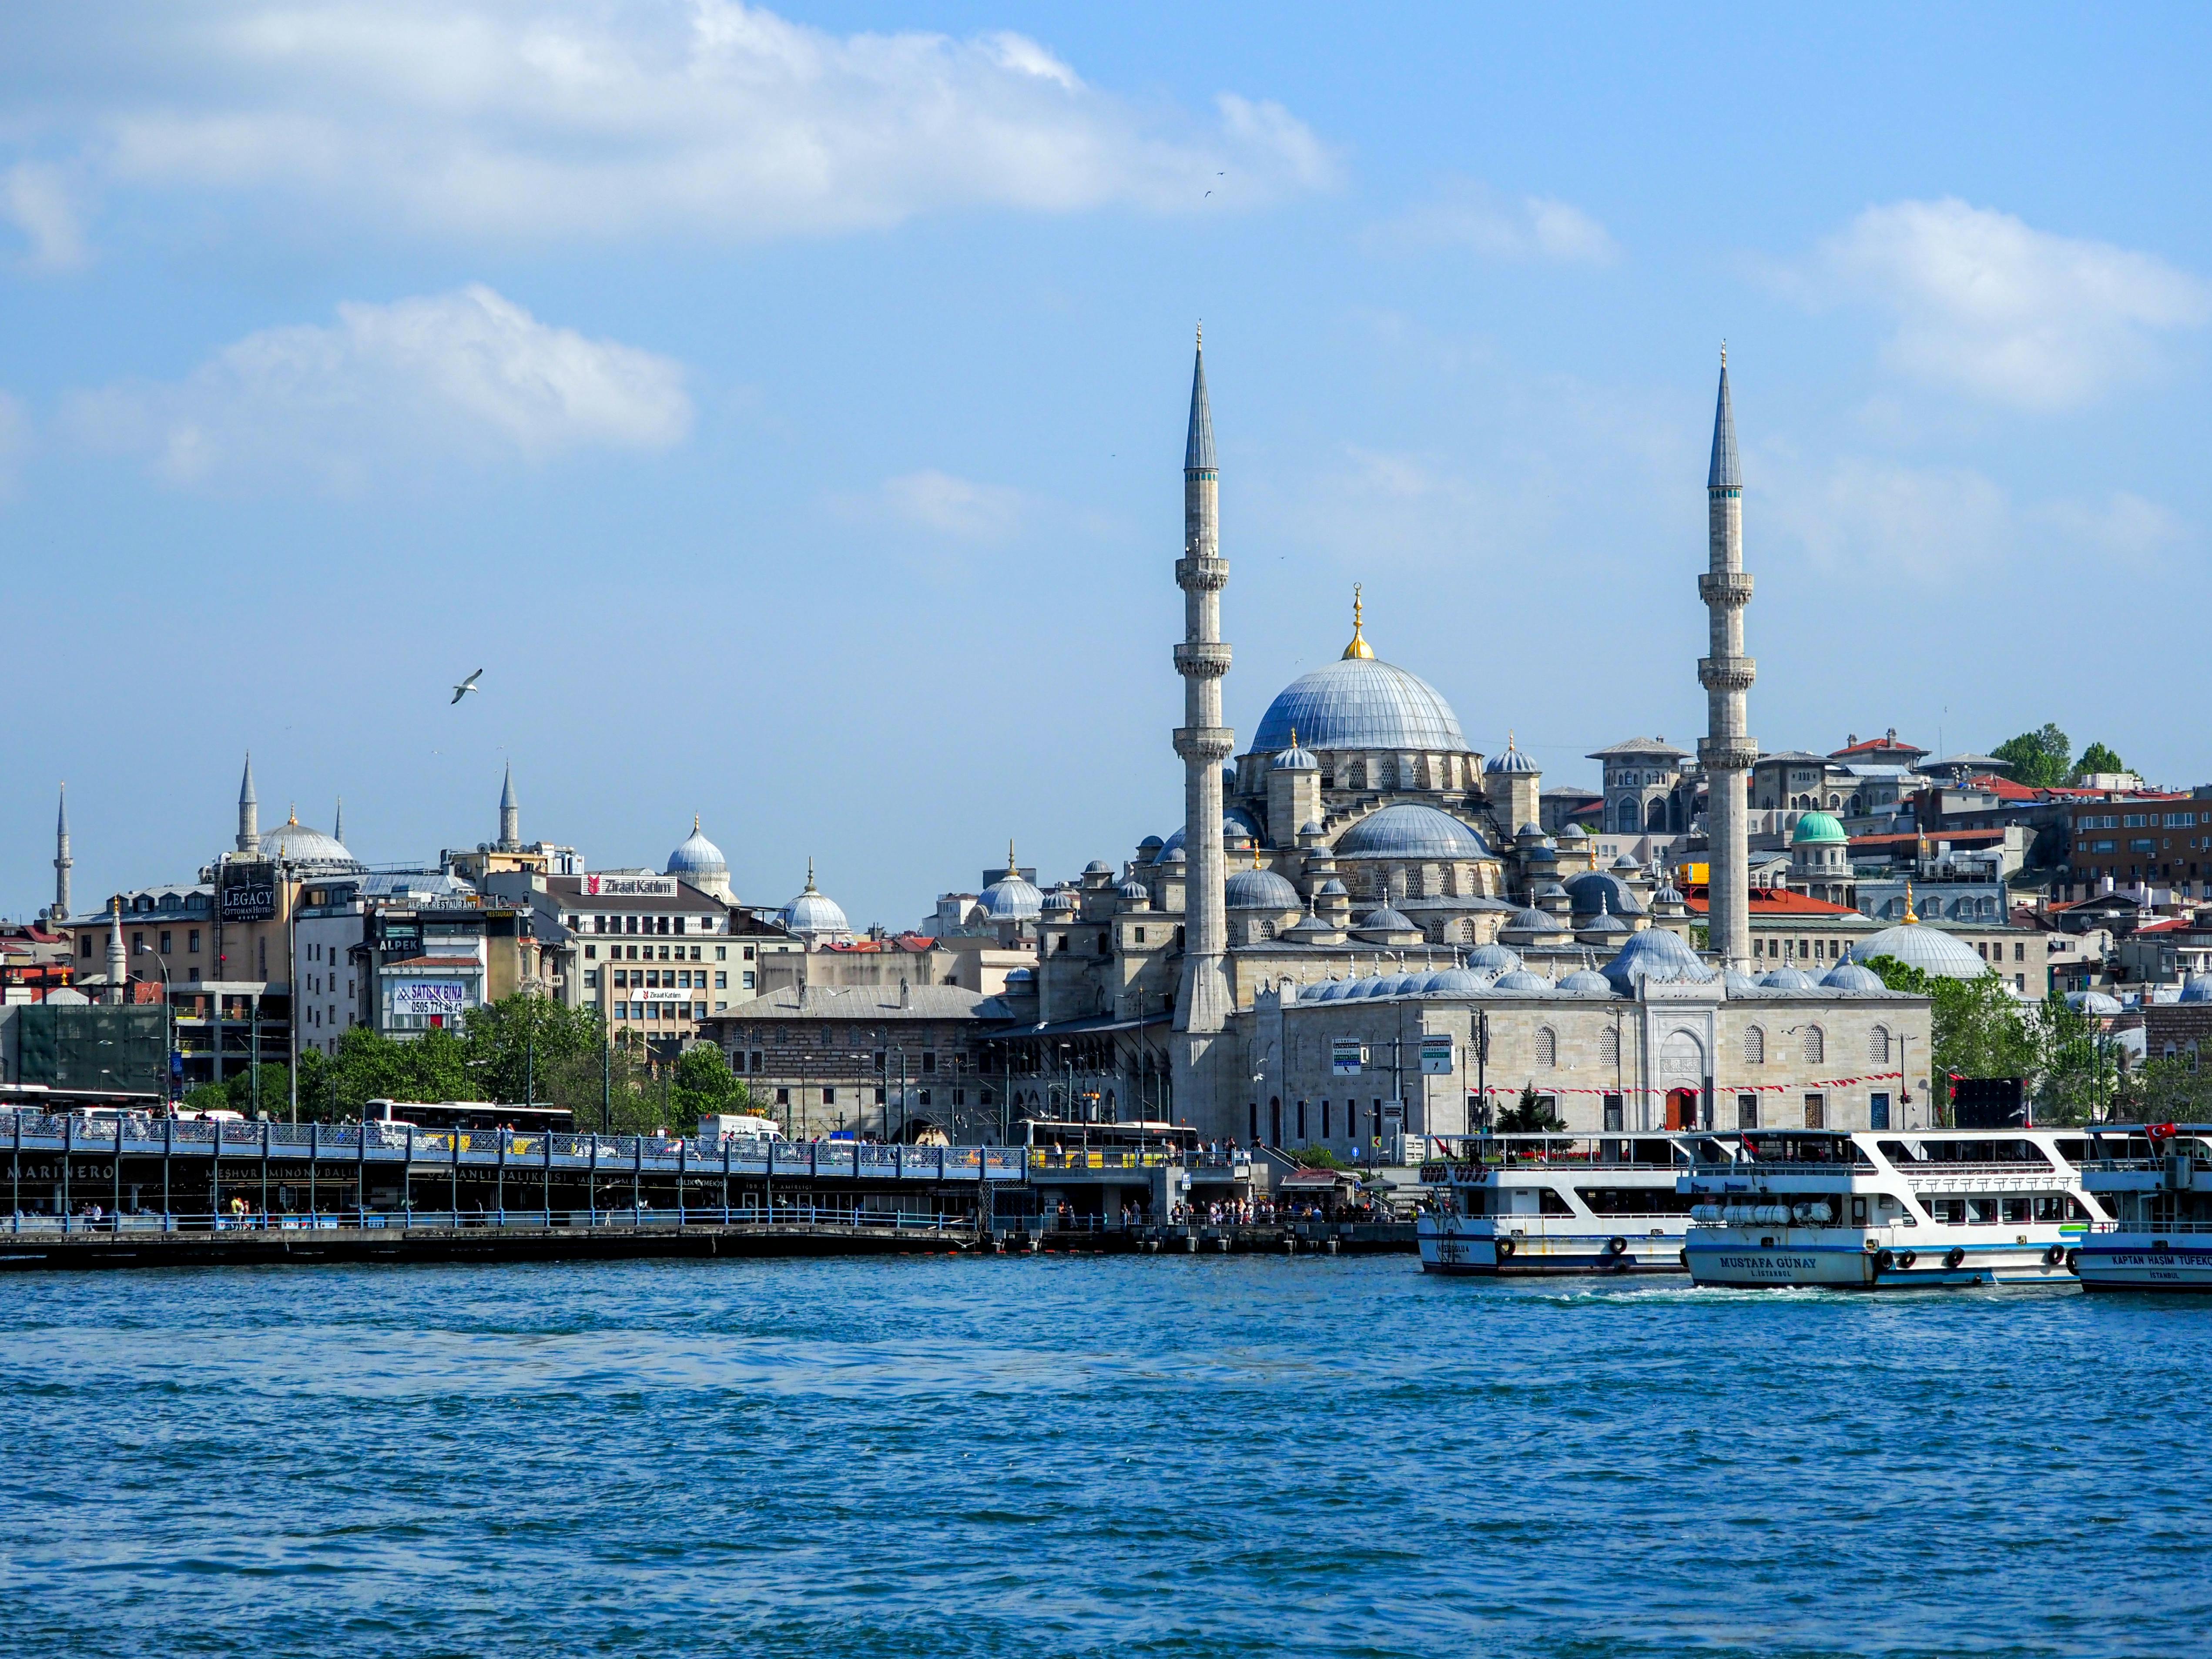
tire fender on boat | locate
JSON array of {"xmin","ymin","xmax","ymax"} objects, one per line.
[
  {"xmin": 1604, "ymin": 1236, "xmax": 1627, "ymax": 1256},
  {"xmin": 2065, "ymin": 1247, "xmax": 2080, "ymax": 1275},
  {"xmin": 1898, "ymin": 1250, "xmax": 1917, "ymax": 1268},
  {"xmin": 1677, "ymin": 1247, "xmax": 1689, "ymax": 1270},
  {"xmin": 2043, "ymin": 1243, "xmax": 2067, "ymax": 1267},
  {"xmin": 1495, "ymin": 1237, "xmax": 1516, "ymax": 1261},
  {"xmin": 1872, "ymin": 1248, "xmax": 1895, "ymax": 1276},
  {"xmin": 1943, "ymin": 1247, "xmax": 1965, "ymax": 1270}
]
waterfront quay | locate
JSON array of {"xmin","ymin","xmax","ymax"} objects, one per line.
[{"xmin": 0, "ymin": 1112, "xmax": 1410, "ymax": 1270}]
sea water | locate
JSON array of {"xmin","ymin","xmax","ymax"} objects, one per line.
[{"xmin": 0, "ymin": 1257, "xmax": 2204, "ymax": 1657}]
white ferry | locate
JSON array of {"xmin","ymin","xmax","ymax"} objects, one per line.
[
  {"xmin": 2074, "ymin": 1125, "xmax": 2212, "ymax": 1292},
  {"xmin": 1417, "ymin": 1134, "xmax": 1704, "ymax": 1275},
  {"xmin": 1682, "ymin": 1129, "xmax": 2104, "ymax": 1289}
]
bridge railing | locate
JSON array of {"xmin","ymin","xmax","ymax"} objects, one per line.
[{"xmin": 4, "ymin": 1205, "xmax": 980, "ymax": 1237}]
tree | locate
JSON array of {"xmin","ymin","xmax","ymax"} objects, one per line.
[
  {"xmin": 1991, "ymin": 724, "xmax": 2072, "ymax": 789},
  {"xmin": 459, "ymin": 995, "xmax": 606, "ymax": 1106},
  {"xmin": 1860, "ymin": 955, "xmax": 2033, "ymax": 1120},
  {"xmin": 670, "ymin": 1042, "xmax": 761, "ymax": 1125},
  {"xmin": 2073, "ymin": 741, "xmax": 2127, "ymax": 780},
  {"xmin": 1497, "ymin": 1083, "xmax": 1565, "ymax": 1134}
]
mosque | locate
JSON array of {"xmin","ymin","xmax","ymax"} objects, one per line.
[{"xmin": 987, "ymin": 337, "xmax": 1944, "ymax": 1143}]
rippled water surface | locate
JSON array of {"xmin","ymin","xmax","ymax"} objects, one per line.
[{"xmin": 1, "ymin": 1256, "xmax": 2205, "ymax": 1657}]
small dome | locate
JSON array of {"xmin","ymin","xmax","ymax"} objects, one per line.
[
  {"xmin": 1792, "ymin": 811, "xmax": 1849, "ymax": 845},
  {"xmin": 1847, "ymin": 923, "xmax": 1988, "ymax": 980},
  {"xmin": 1492, "ymin": 969, "xmax": 1553, "ymax": 992},
  {"xmin": 1611, "ymin": 853, "xmax": 1640, "ymax": 871},
  {"xmin": 1336, "ymin": 804, "xmax": 1493, "ymax": 860},
  {"xmin": 1083, "ymin": 859, "xmax": 1113, "ymax": 875},
  {"xmin": 1602, "ymin": 928, "xmax": 1716, "ymax": 993},
  {"xmin": 1465, "ymin": 943, "xmax": 1521, "ymax": 974},
  {"xmin": 666, "ymin": 816, "xmax": 727, "ymax": 879},
  {"xmin": 1355, "ymin": 904, "xmax": 1418, "ymax": 934},
  {"xmin": 981, "ymin": 851, "xmax": 1044, "ymax": 922},
  {"xmin": 1158, "ymin": 810, "xmax": 1264, "ymax": 860},
  {"xmin": 1270, "ymin": 736, "xmax": 1319, "ymax": 772},
  {"xmin": 1225, "ymin": 868, "xmax": 1302, "ymax": 910},
  {"xmin": 1299, "ymin": 819, "xmax": 1326, "ymax": 838},
  {"xmin": 1502, "ymin": 905, "xmax": 1560, "ymax": 934},
  {"xmin": 1759, "ymin": 967, "xmax": 1818, "ymax": 990},
  {"xmin": 1425, "ymin": 968, "xmax": 1491, "ymax": 996},
  {"xmin": 1821, "ymin": 962, "xmax": 1887, "ymax": 992},
  {"xmin": 1564, "ymin": 872, "xmax": 1645, "ymax": 917},
  {"xmin": 1042, "ymin": 889, "xmax": 1076, "ymax": 913},
  {"xmin": 1558, "ymin": 823, "xmax": 1589, "ymax": 840},
  {"xmin": 1163, "ymin": 847, "xmax": 1186, "ymax": 867},
  {"xmin": 1537, "ymin": 882, "xmax": 1570, "ymax": 899},
  {"xmin": 1517, "ymin": 823, "xmax": 1545, "ymax": 840},
  {"xmin": 1117, "ymin": 879, "xmax": 1151, "ymax": 902},
  {"xmin": 1652, "ymin": 885, "xmax": 1686, "ymax": 907},
  {"xmin": 781, "ymin": 865, "xmax": 850, "ymax": 940},
  {"xmin": 1558, "ymin": 969, "xmax": 1614, "ymax": 996},
  {"xmin": 1317, "ymin": 878, "xmax": 1348, "ymax": 896},
  {"xmin": 1579, "ymin": 912, "xmax": 1631, "ymax": 938},
  {"xmin": 2068, "ymin": 989, "xmax": 2123, "ymax": 1015},
  {"xmin": 1138, "ymin": 835, "xmax": 1164, "ymax": 855},
  {"xmin": 1003, "ymin": 966, "xmax": 1033, "ymax": 985},
  {"xmin": 1311, "ymin": 978, "xmax": 1353, "ymax": 1001},
  {"xmin": 1723, "ymin": 969, "xmax": 1764, "ymax": 996},
  {"xmin": 1484, "ymin": 737, "xmax": 1540, "ymax": 775},
  {"xmin": 2180, "ymin": 975, "xmax": 2212, "ymax": 1004}
]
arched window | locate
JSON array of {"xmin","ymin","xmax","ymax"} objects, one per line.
[
  {"xmin": 1535, "ymin": 1027, "xmax": 1558, "ymax": 1068},
  {"xmin": 1744, "ymin": 1025, "xmax": 1765, "ymax": 1065},
  {"xmin": 1828, "ymin": 794, "xmax": 1840, "ymax": 810},
  {"xmin": 1647, "ymin": 798, "xmax": 1668, "ymax": 832},
  {"xmin": 1599, "ymin": 1027, "xmax": 1619, "ymax": 1066},
  {"xmin": 1802, "ymin": 1026, "xmax": 1825, "ymax": 1064},
  {"xmin": 1618, "ymin": 800, "xmax": 1639, "ymax": 835},
  {"xmin": 1869, "ymin": 1025, "xmax": 1890, "ymax": 1064}
]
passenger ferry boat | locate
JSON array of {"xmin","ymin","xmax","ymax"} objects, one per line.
[
  {"xmin": 2074, "ymin": 1125, "xmax": 2212, "ymax": 1291},
  {"xmin": 1682, "ymin": 1129, "xmax": 2104, "ymax": 1289},
  {"xmin": 1417, "ymin": 1135, "xmax": 1703, "ymax": 1275}
]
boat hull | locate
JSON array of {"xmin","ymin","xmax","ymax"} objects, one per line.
[
  {"xmin": 2075, "ymin": 1238, "xmax": 2212, "ymax": 1291},
  {"xmin": 1418, "ymin": 1218, "xmax": 1685, "ymax": 1276},
  {"xmin": 1686, "ymin": 1228, "xmax": 2081, "ymax": 1290}
]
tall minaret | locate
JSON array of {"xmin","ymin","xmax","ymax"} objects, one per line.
[
  {"xmin": 1173, "ymin": 327, "xmax": 1233, "ymax": 1036},
  {"xmin": 497, "ymin": 761, "xmax": 521, "ymax": 851},
  {"xmin": 333, "ymin": 797, "xmax": 345, "ymax": 847},
  {"xmin": 1697, "ymin": 349, "xmax": 1755, "ymax": 969},
  {"xmin": 236, "ymin": 754, "xmax": 260, "ymax": 854},
  {"xmin": 51, "ymin": 784, "xmax": 71, "ymax": 923},
  {"xmin": 105, "ymin": 897, "xmax": 127, "ymax": 1004}
]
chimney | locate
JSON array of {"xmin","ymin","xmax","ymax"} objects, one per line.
[{"xmin": 899, "ymin": 977, "xmax": 911, "ymax": 1009}]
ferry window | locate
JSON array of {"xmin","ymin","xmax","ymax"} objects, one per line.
[
  {"xmin": 2067, "ymin": 1196, "xmax": 2090, "ymax": 1221},
  {"xmin": 1539, "ymin": 1188, "xmax": 1574, "ymax": 1216},
  {"xmin": 1928, "ymin": 1197, "xmax": 1966, "ymax": 1224},
  {"xmin": 1968, "ymin": 1198, "xmax": 1998, "ymax": 1225},
  {"xmin": 2032, "ymin": 1196, "xmax": 2067, "ymax": 1222},
  {"xmin": 2000, "ymin": 1196, "xmax": 2031, "ymax": 1223},
  {"xmin": 1574, "ymin": 1186, "xmax": 1696, "ymax": 1216}
]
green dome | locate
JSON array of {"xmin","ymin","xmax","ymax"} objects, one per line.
[{"xmin": 1792, "ymin": 811, "xmax": 1847, "ymax": 845}]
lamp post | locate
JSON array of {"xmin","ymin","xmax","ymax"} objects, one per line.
[{"xmin": 133, "ymin": 942, "xmax": 174, "ymax": 1105}]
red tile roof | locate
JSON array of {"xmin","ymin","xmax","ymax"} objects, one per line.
[{"xmin": 1682, "ymin": 886, "xmax": 1862, "ymax": 917}]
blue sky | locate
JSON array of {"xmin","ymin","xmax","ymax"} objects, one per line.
[{"xmin": 4, "ymin": 2, "xmax": 2207, "ymax": 928}]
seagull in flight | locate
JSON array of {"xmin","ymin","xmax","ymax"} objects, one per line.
[{"xmin": 451, "ymin": 668, "xmax": 484, "ymax": 705}]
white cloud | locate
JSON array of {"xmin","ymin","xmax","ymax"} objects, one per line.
[
  {"xmin": 1763, "ymin": 450, "xmax": 2189, "ymax": 581},
  {"xmin": 1366, "ymin": 178, "xmax": 1617, "ymax": 265},
  {"xmin": 2, "ymin": 162, "xmax": 88, "ymax": 271},
  {"xmin": 6, "ymin": 1, "xmax": 1336, "ymax": 249},
  {"xmin": 65, "ymin": 285, "xmax": 690, "ymax": 488},
  {"xmin": 1797, "ymin": 198, "xmax": 2211, "ymax": 409},
  {"xmin": 879, "ymin": 469, "xmax": 1025, "ymax": 542}
]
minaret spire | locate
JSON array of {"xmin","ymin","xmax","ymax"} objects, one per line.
[
  {"xmin": 1697, "ymin": 348, "xmax": 1755, "ymax": 974},
  {"xmin": 497, "ymin": 761, "xmax": 521, "ymax": 851},
  {"xmin": 105, "ymin": 897, "xmax": 127, "ymax": 1005},
  {"xmin": 236, "ymin": 754, "xmax": 260, "ymax": 854},
  {"xmin": 51, "ymin": 783, "xmax": 71, "ymax": 924},
  {"xmin": 333, "ymin": 797, "xmax": 344, "ymax": 846},
  {"xmin": 1173, "ymin": 326, "xmax": 1233, "ymax": 1038}
]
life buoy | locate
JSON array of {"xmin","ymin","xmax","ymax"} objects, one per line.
[
  {"xmin": 1872, "ymin": 1248, "xmax": 1895, "ymax": 1275},
  {"xmin": 2043, "ymin": 1243, "xmax": 2066, "ymax": 1267},
  {"xmin": 2065, "ymin": 1248, "xmax": 2080, "ymax": 1275},
  {"xmin": 1943, "ymin": 1247, "xmax": 1965, "ymax": 1270},
  {"xmin": 1496, "ymin": 1237, "xmax": 1516, "ymax": 1260}
]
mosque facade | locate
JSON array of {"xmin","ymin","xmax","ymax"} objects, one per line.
[{"xmin": 989, "ymin": 339, "xmax": 1941, "ymax": 1143}]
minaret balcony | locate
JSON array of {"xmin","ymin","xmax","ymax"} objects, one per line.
[
  {"xmin": 1173, "ymin": 727, "xmax": 1237, "ymax": 763},
  {"xmin": 1697, "ymin": 655, "xmax": 1756, "ymax": 692},
  {"xmin": 1698, "ymin": 737, "xmax": 1761, "ymax": 772},
  {"xmin": 1698, "ymin": 572, "xmax": 1754, "ymax": 606},
  {"xmin": 1174, "ymin": 642, "xmax": 1233, "ymax": 678},
  {"xmin": 1175, "ymin": 556, "xmax": 1229, "ymax": 591}
]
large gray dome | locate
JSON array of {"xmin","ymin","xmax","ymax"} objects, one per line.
[
  {"xmin": 1602, "ymin": 928, "xmax": 1716, "ymax": 993},
  {"xmin": 1225, "ymin": 868, "xmax": 1301, "ymax": 910},
  {"xmin": 1252, "ymin": 657, "xmax": 1469, "ymax": 754},
  {"xmin": 1847, "ymin": 923, "xmax": 1988, "ymax": 980},
  {"xmin": 261, "ymin": 813, "xmax": 363, "ymax": 873},
  {"xmin": 666, "ymin": 817, "xmax": 727, "ymax": 881},
  {"xmin": 1335, "ymin": 804, "xmax": 1492, "ymax": 860}
]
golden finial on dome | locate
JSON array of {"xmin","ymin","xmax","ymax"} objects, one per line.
[
  {"xmin": 1903, "ymin": 880, "xmax": 1918, "ymax": 925},
  {"xmin": 1342, "ymin": 583, "xmax": 1374, "ymax": 660},
  {"xmin": 693, "ymin": 813, "xmax": 700, "ymax": 834}
]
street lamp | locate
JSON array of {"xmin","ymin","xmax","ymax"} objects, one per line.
[{"xmin": 133, "ymin": 940, "xmax": 175, "ymax": 1105}]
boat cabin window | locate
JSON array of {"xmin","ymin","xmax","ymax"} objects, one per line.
[
  {"xmin": 1876, "ymin": 1138, "xmax": 2052, "ymax": 1168},
  {"xmin": 1734, "ymin": 1134, "xmax": 1872, "ymax": 1166},
  {"xmin": 1574, "ymin": 1186, "xmax": 1698, "ymax": 1217},
  {"xmin": 1873, "ymin": 1191, "xmax": 1920, "ymax": 1226},
  {"xmin": 1968, "ymin": 1198, "xmax": 1999, "ymax": 1225},
  {"xmin": 2031, "ymin": 1195, "xmax": 2089, "ymax": 1222},
  {"xmin": 2002, "ymin": 1196, "xmax": 2031, "ymax": 1224}
]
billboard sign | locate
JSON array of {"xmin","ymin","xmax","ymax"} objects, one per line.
[
  {"xmin": 640, "ymin": 987, "xmax": 689, "ymax": 1004},
  {"xmin": 391, "ymin": 980, "xmax": 469, "ymax": 1021},
  {"xmin": 1331, "ymin": 1038, "xmax": 1365, "ymax": 1077},
  {"xmin": 1420, "ymin": 1035, "xmax": 1455, "ymax": 1075},
  {"xmin": 220, "ymin": 875, "xmax": 278, "ymax": 924},
  {"xmin": 585, "ymin": 874, "xmax": 679, "ymax": 899}
]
